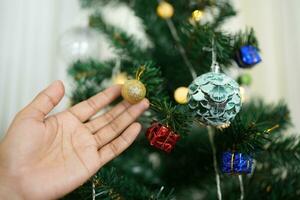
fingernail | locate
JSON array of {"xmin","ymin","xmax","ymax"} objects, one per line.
[
  {"xmin": 51, "ymin": 80, "xmax": 63, "ymax": 87},
  {"xmin": 48, "ymin": 80, "xmax": 65, "ymax": 93},
  {"xmin": 141, "ymin": 98, "xmax": 150, "ymax": 108}
]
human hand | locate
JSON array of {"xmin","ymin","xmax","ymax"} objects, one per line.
[{"xmin": 0, "ymin": 81, "xmax": 149, "ymax": 200}]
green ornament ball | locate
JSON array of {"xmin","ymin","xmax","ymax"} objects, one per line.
[
  {"xmin": 188, "ymin": 72, "xmax": 242, "ymax": 127},
  {"xmin": 237, "ymin": 73, "xmax": 252, "ymax": 86}
]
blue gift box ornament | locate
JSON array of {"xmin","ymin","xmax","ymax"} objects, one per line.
[
  {"xmin": 221, "ymin": 151, "xmax": 253, "ymax": 174},
  {"xmin": 236, "ymin": 45, "xmax": 262, "ymax": 68}
]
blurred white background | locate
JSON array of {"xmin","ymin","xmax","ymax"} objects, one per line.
[{"xmin": 0, "ymin": 0, "xmax": 299, "ymax": 137}]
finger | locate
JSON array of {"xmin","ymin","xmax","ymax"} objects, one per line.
[
  {"xmin": 93, "ymin": 99, "xmax": 149, "ymax": 148},
  {"xmin": 85, "ymin": 100, "xmax": 131, "ymax": 133},
  {"xmin": 69, "ymin": 85, "xmax": 122, "ymax": 122},
  {"xmin": 98, "ymin": 122, "xmax": 141, "ymax": 167},
  {"xmin": 21, "ymin": 80, "xmax": 65, "ymax": 120}
]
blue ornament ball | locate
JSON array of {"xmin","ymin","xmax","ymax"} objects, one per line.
[
  {"xmin": 236, "ymin": 45, "xmax": 262, "ymax": 68},
  {"xmin": 221, "ymin": 151, "xmax": 253, "ymax": 174},
  {"xmin": 188, "ymin": 72, "xmax": 242, "ymax": 127}
]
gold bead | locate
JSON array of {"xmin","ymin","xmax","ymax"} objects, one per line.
[
  {"xmin": 174, "ymin": 87, "xmax": 188, "ymax": 104},
  {"xmin": 122, "ymin": 80, "xmax": 146, "ymax": 104},
  {"xmin": 191, "ymin": 9, "xmax": 203, "ymax": 22},
  {"xmin": 156, "ymin": 1, "xmax": 174, "ymax": 19},
  {"xmin": 112, "ymin": 73, "xmax": 128, "ymax": 85},
  {"xmin": 216, "ymin": 122, "xmax": 231, "ymax": 130}
]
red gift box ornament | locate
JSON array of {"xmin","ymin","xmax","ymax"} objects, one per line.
[{"xmin": 146, "ymin": 122, "xmax": 180, "ymax": 153}]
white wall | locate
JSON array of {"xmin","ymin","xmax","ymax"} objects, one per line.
[
  {"xmin": 0, "ymin": 0, "xmax": 299, "ymax": 136},
  {"xmin": 0, "ymin": 0, "xmax": 81, "ymax": 136},
  {"xmin": 238, "ymin": 0, "xmax": 300, "ymax": 132}
]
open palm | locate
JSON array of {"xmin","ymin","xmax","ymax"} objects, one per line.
[{"xmin": 0, "ymin": 81, "xmax": 149, "ymax": 200}]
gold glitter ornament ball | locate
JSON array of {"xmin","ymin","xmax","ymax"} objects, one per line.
[
  {"xmin": 122, "ymin": 80, "xmax": 146, "ymax": 104},
  {"xmin": 174, "ymin": 87, "xmax": 188, "ymax": 104},
  {"xmin": 156, "ymin": 1, "xmax": 174, "ymax": 19}
]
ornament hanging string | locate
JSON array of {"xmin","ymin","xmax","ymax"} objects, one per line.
[
  {"xmin": 135, "ymin": 65, "xmax": 146, "ymax": 80},
  {"xmin": 165, "ymin": 19, "xmax": 197, "ymax": 79},
  {"xmin": 238, "ymin": 175, "xmax": 245, "ymax": 200},
  {"xmin": 161, "ymin": 132, "xmax": 172, "ymax": 149},
  {"xmin": 156, "ymin": 186, "xmax": 165, "ymax": 199},
  {"xmin": 211, "ymin": 38, "xmax": 219, "ymax": 72},
  {"xmin": 230, "ymin": 152, "xmax": 235, "ymax": 172},
  {"xmin": 198, "ymin": 40, "xmax": 224, "ymax": 200},
  {"xmin": 156, "ymin": 0, "xmax": 197, "ymax": 79},
  {"xmin": 112, "ymin": 59, "xmax": 122, "ymax": 78},
  {"xmin": 92, "ymin": 179, "xmax": 96, "ymax": 200},
  {"xmin": 203, "ymin": 37, "xmax": 220, "ymax": 73},
  {"xmin": 211, "ymin": 38, "xmax": 216, "ymax": 64},
  {"xmin": 92, "ymin": 182, "xmax": 96, "ymax": 200},
  {"xmin": 208, "ymin": 126, "xmax": 222, "ymax": 200}
]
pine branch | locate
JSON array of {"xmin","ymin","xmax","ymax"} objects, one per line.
[
  {"xmin": 89, "ymin": 13, "xmax": 149, "ymax": 62},
  {"xmin": 67, "ymin": 0, "xmax": 300, "ymax": 199},
  {"xmin": 62, "ymin": 167, "xmax": 173, "ymax": 200},
  {"xmin": 93, "ymin": 167, "xmax": 173, "ymax": 200},
  {"xmin": 234, "ymin": 28, "xmax": 259, "ymax": 50},
  {"xmin": 150, "ymin": 100, "xmax": 193, "ymax": 135},
  {"xmin": 68, "ymin": 60, "xmax": 113, "ymax": 104},
  {"xmin": 247, "ymin": 173, "xmax": 300, "ymax": 200},
  {"xmin": 215, "ymin": 100, "xmax": 291, "ymax": 154},
  {"xmin": 211, "ymin": 1, "xmax": 237, "ymax": 28},
  {"xmin": 259, "ymin": 136, "xmax": 300, "ymax": 173}
]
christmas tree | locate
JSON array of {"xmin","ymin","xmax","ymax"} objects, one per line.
[{"xmin": 60, "ymin": 0, "xmax": 300, "ymax": 199}]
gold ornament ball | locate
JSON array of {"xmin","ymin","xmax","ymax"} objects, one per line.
[
  {"xmin": 112, "ymin": 73, "xmax": 128, "ymax": 85},
  {"xmin": 156, "ymin": 1, "xmax": 174, "ymax": 19},
  {"xmin": 174, "ymin": 87, "xmax": 189, "ymax": 104},
  {"xmin": 191, "ymin": 9, "xmax": 204, "ymax": 22},
  {"xmin": 122, "ymin": 80, "xmax": 146, "ymax": 104}
]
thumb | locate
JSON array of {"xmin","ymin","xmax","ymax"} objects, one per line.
[{"xmin": 21, "ymin": 80, "xmax": 65, "ymax": 120}]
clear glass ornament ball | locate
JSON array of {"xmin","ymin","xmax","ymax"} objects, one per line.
[{"xmin": 59, "ymin": 27, "xmax": 101, "ymax": 63}]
